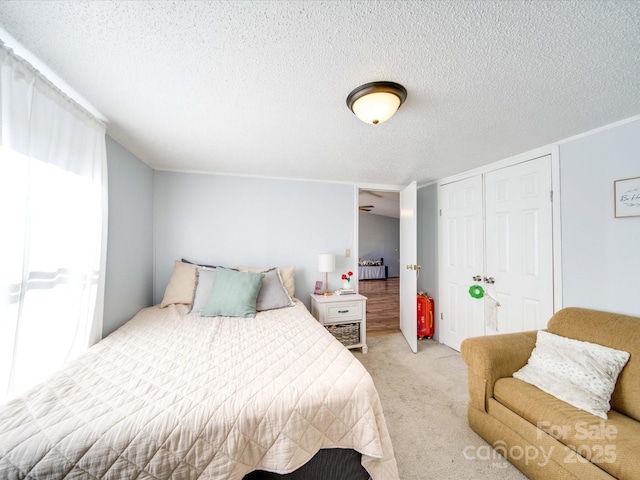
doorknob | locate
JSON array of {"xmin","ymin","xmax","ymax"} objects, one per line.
[
  {"xmin": 406, "ymin": 264, "xmax": 422, "ymax": 270},
  {"xmin": 472, "ymin": 275, "xmax": 482, "ymax": 282},
  {"xmin": 484, "ymin": 277, "xmax": 495, "ymax": 284}
]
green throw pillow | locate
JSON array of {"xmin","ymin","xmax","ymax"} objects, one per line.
[{"xmin": 201, "ymin": 267, "xmax": 265, "ymax": 318}]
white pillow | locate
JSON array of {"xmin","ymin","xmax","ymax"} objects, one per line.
[
  {"xmin": 513, "ymin": 330, "xmax": 630, "ymax": 419},
  {"xmin": 255, "ymin": 268, "xmax": 295, "ymax": 311},
  {"xmin": 237, "ymin": 266, "xmax": 295, "ymax": 298},
  {"xmin": 190, "ymin": 267, "xmax": 216, "ymax": 314}
]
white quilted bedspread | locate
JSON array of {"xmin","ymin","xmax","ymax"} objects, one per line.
[{"xmin": 0, "ymin": 301, "xmax": 398, "ymax": 479}]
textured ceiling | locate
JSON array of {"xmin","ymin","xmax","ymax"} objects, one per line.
[{"xmin": 1, "ymin": 1, "xmax": 639, "ymax": 186}]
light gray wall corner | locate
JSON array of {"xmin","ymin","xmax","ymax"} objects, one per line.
[
  {"xmin": 358, "ymin": 213, "xmax": 400, "ymax": 277},
  {"xmin": 153, "ymin": 172, "xmax": 355, "ymax": 311},
  {"xmin": 417, "ymin": 183, "xmax": 439, "ymax": 337},
  {"xmin": 104, "ymin": 135, "xmax": 154, "ymax": 337},
  {"xmin": 559, "ymin": 118, "xmax": 640, "ymax": 317}
]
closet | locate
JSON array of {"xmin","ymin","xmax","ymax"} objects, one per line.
[{"xmin": 439, "ymin": 155, "xmax": 554, "ymax": 351}]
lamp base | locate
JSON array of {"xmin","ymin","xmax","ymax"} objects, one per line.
[{"xmin": 322, "ymin": 271, "xmax": 332, "ymax": 295}]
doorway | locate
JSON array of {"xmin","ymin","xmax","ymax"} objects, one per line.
[{"xmin": 358, "ymin": 190, "xmax": 401, "ymax": 336}]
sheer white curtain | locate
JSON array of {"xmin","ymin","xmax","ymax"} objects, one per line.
[{"xmin": 0, "ymin": 42, "xmax": 107, "ymax": 402}]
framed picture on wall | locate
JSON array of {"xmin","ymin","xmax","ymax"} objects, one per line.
[
  {"xmin": 614, "ymin": 176, "xmax": 640, "ymax": 218},
  {"xmin": 613, "ymin": 177, "xmax": 640, "ymax": 218}
]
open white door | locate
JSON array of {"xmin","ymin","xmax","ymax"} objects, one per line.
[{"xmin": 399, "ymin": 182, "xmax": 418, "ymax": 353}]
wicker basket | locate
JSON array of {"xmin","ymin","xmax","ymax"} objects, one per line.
[{"xmin": 327, "ymin": 323, "xmax": 360, "ymax": 347}]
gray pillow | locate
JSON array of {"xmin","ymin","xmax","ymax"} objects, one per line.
[
  {"xmin": 190, "ymin": 267, "xmax": 216, "ymax": 314},
  {"xmin": 256, "ymin": 268, "xmax": 295, "ymax": 311},
  {"xmin": 201, "ymin": 268, "xmax": 264, "ymax": 318}
]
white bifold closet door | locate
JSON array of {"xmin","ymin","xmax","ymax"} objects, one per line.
[
  {"xmin": 484, "ymin": 156, "xmax": 554, "ymax": 335},
  {"xmin": 440, "ymin": 175, "xmax": 485, "ymax": 352},
  {"xmin": 440, "ymin": 155, "xmax": 553, "ymax": 351}
]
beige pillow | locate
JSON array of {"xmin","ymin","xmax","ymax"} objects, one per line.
[
  {"xmin": 160, "ymin": 260, "xmax": 198, "ymax": 308},
  {"xmin": 237, "ymin": 266, "xmax": 295, "ymax": 298}
]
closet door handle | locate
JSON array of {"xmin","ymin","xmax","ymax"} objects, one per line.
[{"xmin": 484, "ymin": 277, "xmax": 495, "ymax": 284}]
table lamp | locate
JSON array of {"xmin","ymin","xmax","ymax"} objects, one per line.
[{"xmin": 317, "ymin": 253, "xmax": 335, "ymax": 296}]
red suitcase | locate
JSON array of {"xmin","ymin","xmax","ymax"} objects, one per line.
[{"xmin": 417, "ymin": 292, "xmax": 434, "ymax": 339}]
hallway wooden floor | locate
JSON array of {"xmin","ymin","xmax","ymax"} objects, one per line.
[{"xmin": 359, "ymin": 277, "xmax": 401, "ymax": 336}]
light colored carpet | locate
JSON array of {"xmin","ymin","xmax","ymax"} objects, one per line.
[{"xmin": 353, "ymin": 334, "xmax": 528, "ymax": 480}]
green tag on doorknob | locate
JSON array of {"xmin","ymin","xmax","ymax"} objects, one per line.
[{"xmin": 468, "ymin": 285, "xmax": 485, "ymax": 299}]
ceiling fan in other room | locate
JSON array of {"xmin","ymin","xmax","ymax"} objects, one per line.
[{"xmin": 359, "ymin": 205, "xmax": 375, "ymax": 212}]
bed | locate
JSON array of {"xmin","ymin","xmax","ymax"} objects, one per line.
[
  {"xmin": 358, "ymin": 258, "xmax": 388, "ymax": 280},
  {"xmin": 0, "ymin": 262, "xmax": 399, "ymax": 480}
]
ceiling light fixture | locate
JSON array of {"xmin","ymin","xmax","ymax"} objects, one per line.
[{"xmin": 346, "ymin": 81, "xmax": 407, "ymax": 125}]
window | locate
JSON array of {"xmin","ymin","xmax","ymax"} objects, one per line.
[{"xmin": 0, "ymin": 42, "xmax": 107, "ymax": 402}]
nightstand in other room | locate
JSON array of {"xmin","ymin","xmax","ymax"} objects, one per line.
[{"xmin": 310, "ymin": 293, "xmax": 368, "ymax": 353}]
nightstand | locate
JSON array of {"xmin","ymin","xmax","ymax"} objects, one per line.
[{"xmin": 310, "ymin": 293, "xmax": 368, "ymax": 353}]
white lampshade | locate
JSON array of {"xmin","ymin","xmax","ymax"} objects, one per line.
[
  {"xmin": 318, "ymin": 253, "xmax": 335, "ymax": 273},
  {"xmin": 351, "ymin": 91, "xmax": 401, "ymax": 125},
  {"xmin": 346, "ymin": 81, "xmax": 407, "ymax": 125}
]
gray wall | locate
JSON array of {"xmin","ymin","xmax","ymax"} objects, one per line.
[
  {"xmin": 103, "ymin": 136, "xmax": 154, "ymax": 337},
  {"xmin": 154, "ymin": 172, "xmax": 356, "ymax": 310},
  {"xmin": 559, "ymin": 119, "xmax": 640, "ymax": 317},
  {"xmin": 417, "ymin": 183, "xmax": 438, "ymax": 298},
  {"xmin": 358, "ymin": 212, "xmax": 400, "ymax": 277}
]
